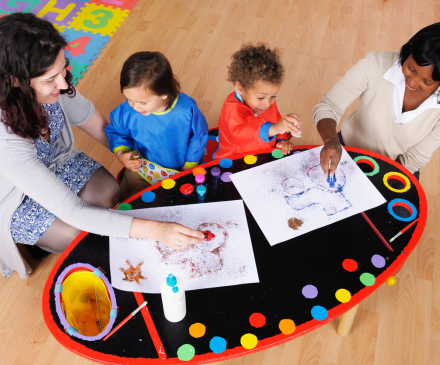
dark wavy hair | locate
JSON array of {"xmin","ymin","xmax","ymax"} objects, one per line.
[
  {"xmin": 0, "ymin": 13, "xmax": 75, "ymax": 140},
  {"xmin": 228, "ymin": 43, "xmax": 284, "ymax": 90},
  {"xmin": 400, "ymin": 22, "xmax": 440, "ymax": 82},
  {"xmin": 120, "ymin": 52, "xmax": 180, "ymax": 110}
]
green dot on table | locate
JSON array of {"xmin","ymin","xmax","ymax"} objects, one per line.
[
  {"xmin": 177, "ymin": 344, "xmax": 195, "ymax": 361},
  {"xmin": 272, "ymin": 149, "xmax": 284, "ymax": 158},
  {"xmin": 360, "ymin": 272, "xmax": 375, "ymax": 286},
  {"xmin": 117, "ymin": 203, "xmax": 132, "ymax": 210}
]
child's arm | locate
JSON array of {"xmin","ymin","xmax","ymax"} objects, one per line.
[
  {"xmin": 182, "ymin": 105, "xmax": 209, "ymax": 170},
  {"xmin": 271, "ymin": 111, "xmax": 302, "ymax": 155}
]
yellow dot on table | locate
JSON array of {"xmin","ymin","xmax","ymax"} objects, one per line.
[
  {"xmin": 335, "ymin": 289, "xmax": 351, "ymax": 303},
  {"xmin": 386, "ymin": 276, "xmax": 396, "ymax": 286},
  {"xmin": 279, "ymin": 319, "xmax": 296, "ymax": 335},
  {"xmin": 162, "ymin": 179, "xmax": 176, "ymax": 189},
  {"xmin": 189, "ymin": 323, "xmax": 206, "ymax": 338},
  {"xmin": 244, "ymin": 155, "xmax": 257, "ymax": 165},
  {"xmin": 241, "ymin": 333, "xmax": 258, "ymax": 349},
  {"xmin": 193, "ymin": 167, "xmax": 207, "ymax": 176}
]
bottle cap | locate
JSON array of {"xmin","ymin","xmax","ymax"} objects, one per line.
[
  {"xmin": 172, "ymin": 287, "xmax": 179, "ymax": 293},
  {"xmin": 196, "ymin": 185, "xmax": 207, "ymax": 196},
  {"xmin": 195, "ymin": 174, "xmax": 205, "ymax": 183},
  {"xmin": 131, "ymin": 150, "xmax": 141, "ymax": 160},
  {"xmin": 166, "ymin": 274, "xmax": 177, "ymax": 287},
  {"xmin": 211, "ymin": 167, "xmax": 221, "ymax": 177}
]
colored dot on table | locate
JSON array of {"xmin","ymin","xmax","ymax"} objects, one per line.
[
  {"xmin": 311, "ymin": 305, "xmax": 328, "ymax": 321},
  {"xmin": 272, "ymin": 149, "xmax": 284, "ymax": 158},
  {"xmin": 180, "ymin": 183, "xmax": 194, "ymax": 195},
  {"xmin": 219, "ymin": 158, "xmax": 233, "ymax": 168},
  {"xmin": 189, "ymin": 323, "xmax": 206, "ymax": 338},
  {"xmin": 371, "ymin": 254, "xmax": 386, "ymax": 268},
  {"xmin": 193, "ymin": 167, "xmax": 206, "ymax": 176},
  {"xmin": 302, "ymin": 285, "xmax": 318, "ymax": 299},
  {"xmin": 209, "ymin": 336, "xmax": 227, "ymax": 354},
  {"xmin": 335, "ymin": 289, "xmax": 351, "ymax": 303},
  {"xmin": 342, "ymin": 259, "xmax": 358, "ymax": 272},
  {"xmin": 249, "ymin": 313, "xmax": 266, "ymax": 328},
  {"xmin": 117, "ymin": 203, "xmax": 132, "ymax": 210},
  {"xmin": 386, "ymin": 276, "xmax": 396, "ymax": 286},
  {"xmin": 360, "ymin": 273, "xmax": 376, "ymax": 286},
  {"xmin": 240, "ymin": 333, "xmax": 258, "ymax": 349},
  {"xmin": 293, "ymin": 151, "xmax": 302, "ymax": 155},
  {"xmin": 141, "ymin": 191, "xmax": 155, "ymax": 203},
  {"xmin": 221, "ymin": 172, "xmax": 233, "ymax": 182},
  {"xmin": 244, "ymin": 155, "xmax": 257, "ymax": 164},
  {"xmin": 279, "ymin": 319, "xmax": 296, "ymax": 335},
  {"xmin": 177, "ymin": 344, "xmax": 195, "ymax": 361},
  {"xmin": 162, "ymin": 178, "xmax": 176, "ymax": 189}
]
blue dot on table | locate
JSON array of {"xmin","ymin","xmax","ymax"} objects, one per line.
[
  {"xmin": 141, "ymin": 191, "xmax": 156, "ymax": 203},
  {"xmin": 209, "ymin": 336, "xmax": 227, "ymax": 353},
  {"xmin": 219, "ymin": 158, "xmax": 233, "ymax": 168},
  {"xmin": 311, "ymin": 305, "xmax": 328, "ymax": 321}
]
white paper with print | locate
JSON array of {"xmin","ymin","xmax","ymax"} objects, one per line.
[
  {"xmin": 110, "ymin": 200, "xmax": 259, "ymax": 293},
  {"xmin": 230, "ymin": 146, "xmax": 386, "ymax": 246}
]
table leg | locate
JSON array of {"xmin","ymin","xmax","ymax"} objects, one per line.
[{"xmin": 337, "ymin": 303, "xmax": 360, "ymax": 336}]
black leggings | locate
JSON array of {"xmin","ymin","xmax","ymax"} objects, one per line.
[{"xmin": 35, "ymin": 167, "xmax": 121, "ymax": 253}]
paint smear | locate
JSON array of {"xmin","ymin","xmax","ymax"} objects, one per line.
[
  {"xmin": 209, "ymin": 336, "xmax": 227, "ymax": 353},
  {"xmin": 221, "ymin": 172, "xmax": 232, "ymax": 182},
  {"xmin": 279, "ymin": 319, "xmax": 296, "ymax": 335},
  {"xmin": 335, "ymin": 289, "xmax": 351, "ymax": 303},
  {"xmin": 360, "ymin": 273, "xmax": 375, "ymax": 286},
  {"xmin": 219, "ymin": 158, "xmax": 233, "ymax": 168},
  {"xmin": 342, "ymin": 259, "xmax": 358, "ymax": 272},
  {"xmin": 271, "ymin": 149, "xmax": 284, "ymax": 158},
  {"xmin": 240, "ymin": 333, "xmax": 258, "ymax": 349},
  {"xmin": 189, "ymin": 323, "xmax": 206, "ymax": 338},
  {"xmin": 371, "ymin": 254, "xmax": 385, "ymax": 268},
  {"xmin": 162, "ymin": 179, "xmax": 176, "ymax": 189},
  {"xmin": 302, "ymin": 285, "xmax": 318, "ymax": 299},
  {"xmin": 141, "ymin": 191, "xmax": 155, "ymax": 203},
  {"xmin": 177, "ymin": 344, "xmax": 195, "ymax": 361},
  {"xmin": 249, "ymin": 313, "xmax": 266, "ymax": 328},
  {"xmin": 311, "ymin": 305, "xmax": 328, "ymax": 321},
  {"xmin": 117, "ymin": 203, "xmax": 132, "ymax": 211},
  {"xmin": 244, "ymin": 155, "xmax": 257, "ymax": 164}
]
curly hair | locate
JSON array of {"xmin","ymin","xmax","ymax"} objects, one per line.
[
  {"xmin": 0, "ymin": 13, "xmax": 75, "ymax": 140},
  {"xmin": 120, "ymin": 52, "xmax": 180, "ymax": 110},
  {"xmin": 227, "ymin": 43, "xmax": 284, "ymax": 90}
]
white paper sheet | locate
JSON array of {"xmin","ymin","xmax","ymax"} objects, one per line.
[
  {"xmin": 109, "ymin": 200, "xmax": 259, "ymax": 293},
  {"xmin": 230, "ymin": 147, "xmax": 386, "ymax": 245}
]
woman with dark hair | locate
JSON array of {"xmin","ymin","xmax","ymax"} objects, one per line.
[
  {"xmin": 0, "ymin": 13, "xmax": 203, "ymax": 279},
  {"xmin": 314, "ymin": 23, "xmax": 440, "ymax": 178}
]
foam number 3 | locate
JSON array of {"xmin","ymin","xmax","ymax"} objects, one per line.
[
  {"xmin": 66, "ymin": 36, "xmax": 91, "ymax": 57},
  {"xmin": 83, "ymin": 9, "xmax": 113, "ymax": 29}
]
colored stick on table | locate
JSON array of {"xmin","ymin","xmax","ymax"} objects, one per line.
[
  {"xmin": 361, "ymin": 212, "xmax": 394, "ymax": 252},
  {"xmin": 134, "ymin": 292, "xmax": 167, "ymax": 360},
  {"xmin": 389, "ymin": 218, "xmax": 419, "ymax": 243},
  {"xmin": 103, "ymin": 301, "xmax": 147, "ymax": 341}
]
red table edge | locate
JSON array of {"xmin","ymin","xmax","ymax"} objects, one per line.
[{"xmin": 42, "ymin": 145, "xmax": 427, "ymax": 364}]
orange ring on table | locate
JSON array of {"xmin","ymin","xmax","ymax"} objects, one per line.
[{"xmin": 383, "ymin": 172, "xmax": 411, "ymax": 193}]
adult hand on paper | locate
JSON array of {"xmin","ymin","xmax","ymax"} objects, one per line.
[
  {"xmin": 129, "ymin": 218, "xmax": 205, "ymax": 250},
  {"xmin": 320, "ymin": 139, "xmax": 342, "ymax": 178},
  {"xmin": 269, "ymin": 113, "xmax": 302, "ymax": 137},
  {"xmin": 276, "ymin": 140, "xmax": 294, "ymax": 155},
  {"xmin": 116, "ymin": 150, "xmax": 142, "ymax": 172}
]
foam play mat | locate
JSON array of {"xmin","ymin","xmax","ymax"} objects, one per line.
[{"xmin": 0, "ymin": 0, "xmax": 139, "ymax": 84}]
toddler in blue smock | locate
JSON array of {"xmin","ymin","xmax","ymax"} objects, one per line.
[{"xmin": 106, "ymin": 51, "xmax": 208, "ymax": 200}]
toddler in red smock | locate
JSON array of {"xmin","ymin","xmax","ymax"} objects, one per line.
[{"xmin": 213, "ymin": 43, "xmax": 302, "ymax": 160}]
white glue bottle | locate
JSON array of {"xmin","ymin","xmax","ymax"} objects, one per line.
[{"xmin": 160, "ymin": 273, "xmax": 186, "ymax": 322}]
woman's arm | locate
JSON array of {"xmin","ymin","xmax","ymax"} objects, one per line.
[
  {"xmin": 317, "ymin": 118, "xmax": 342, "ymax": 178},
  {"xmin": 76, "ymin": 109, "xmax": 110, "ymax": 148}
]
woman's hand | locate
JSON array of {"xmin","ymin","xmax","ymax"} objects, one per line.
[
  {"xmin": 316, "ymin": 118, "xmax": 342, "ymax": 178},
  {"xmin": 116, "ymin": 150, "xmax": 142, "ymax": 172},
  {"xmin": 269, "ymin": 114, "xmax": 302, "ymax": 137},
  {"xmin": 276, "ymin": 140, "xmax": 294, "ymax": 155},
  {"xmin": 129, "ymin": 218, "xmax": 205, "ymax": 250}
]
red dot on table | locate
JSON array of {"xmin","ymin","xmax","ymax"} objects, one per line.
[
  {"xmin": 249, "ymin": 313, "xmax": 266, "ymax": 328},
  {"xmin": 180, "ymin": 183, "xmax": 194, "ymax": 195},
  {"xmin": 342, "ymin": 259, "xmax": 358, "ymax": 272}
]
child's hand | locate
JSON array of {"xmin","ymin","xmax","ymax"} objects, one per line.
[
  {"xmin": 269, "ymin": 114, "xmax": 302, "ymax": 137},
  {"xmin": 116, "ymin": 150, "xmax": 143, "ymax": 172},
  {"xmin": 276, "ymin": 140, "xmax": 294, "ymax": 155}
]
